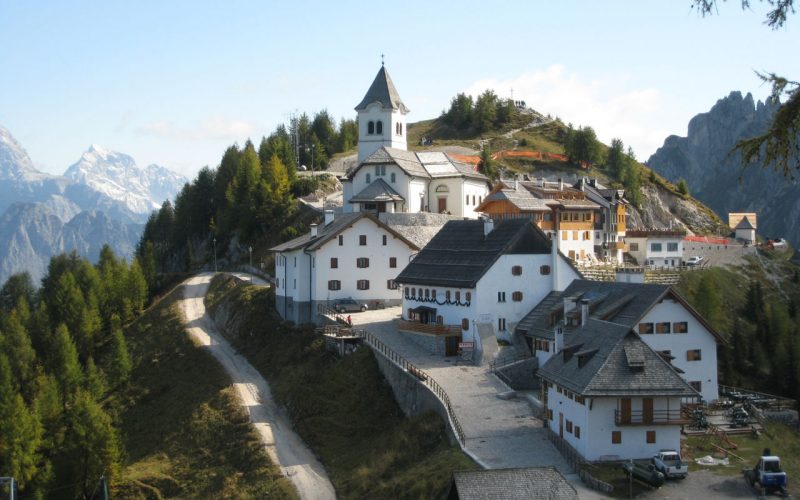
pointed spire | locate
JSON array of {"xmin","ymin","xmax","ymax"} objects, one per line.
[{"xmin": 355, "ymin": 66, "xmax": 409, "ymax": 113}]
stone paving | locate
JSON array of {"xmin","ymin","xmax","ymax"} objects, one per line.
[{"xmin": 350, "ymin": 307, "xmax": 606, "ymax": 498}]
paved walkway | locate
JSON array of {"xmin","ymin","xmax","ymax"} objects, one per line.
[{"xmin": 350, "ymin": 307, "xmax": 605, "ymax": 499}]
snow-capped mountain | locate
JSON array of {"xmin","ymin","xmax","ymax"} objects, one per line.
[
  {"xmin": 0, "ymin": 125, "xmax": 51, "ymax": 182},
  {"xmin": 64, "ymin": 144, "xmax": 187, "ymax": 215}
]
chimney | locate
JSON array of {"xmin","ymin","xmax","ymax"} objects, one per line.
[
  {"xmin": 324, "ymin": 210, "xmax": 334, "ymax": 226},
  {"xmin": 482, "ymin": 216, "xmax": 494, "ymax": 236},
  {"xmin": 590, "ymin": 178, "xmax": 598, "ymax": 188},
  {"xmin": 310, "ymin": 223, "xmax": 319, "ymax": 238},
  {"xmin": 563, "ymin": 297, "xmax": 577, "ymax": 325},
  {"xmin": 554, "ymin": 326, "xmax": 564, "ymax": 354},
  {"xmin": 580, "ymin": 299, "xmax": 589, "ymax": 327},
  {"xmin": 558, "ymin": 178, "xmax": 564, "ymax": 191},
  {"xmin": 540, "ymin": 177, "xmax": 545, "ymax": 188},
  {"xmin": 514, "ymin": 179, "xmax": 519, "ymax": 191},
  {"xmin": 552, "ymin": 231, "xmax": 561, "ymax": 291}
]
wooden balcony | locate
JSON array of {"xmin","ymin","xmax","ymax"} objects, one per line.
[
  {"xmin": 398, "ymin": 319, "xmax": 461, "ymax": 337},
  {"xmin": 614, "ymin": 409, "xmax": 688, "ymax": 426},
  {"xmin": 604, "ymin": 241, "xmax": 628, "ymax": 251}
]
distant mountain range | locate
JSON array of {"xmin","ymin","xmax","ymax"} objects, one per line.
[
  {"xmin": 647, "ymin": 91, "xmax": 800, "ymax": 247},
  {"xmin": 0, "ymin": 125, "xmax": 187, "ymax": 285}
]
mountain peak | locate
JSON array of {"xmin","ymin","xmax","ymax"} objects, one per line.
[{"xmin": 0, "ymin": 125, "xmax": 49, "ymax": 182}]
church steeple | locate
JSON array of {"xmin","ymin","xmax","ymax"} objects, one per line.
[{"xmin": 356, "ymin": 66, "xmax": 409, "ymax": 162}]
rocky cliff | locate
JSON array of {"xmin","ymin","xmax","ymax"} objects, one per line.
[{"xmin": 647, "ymin": 91, "xmax": 800, "ymax": 245}]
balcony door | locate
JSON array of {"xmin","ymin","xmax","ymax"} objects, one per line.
[
  {"xmin": 643, "ymin": 398, "xmax": 654, "ymax": 424},
  {"xmin": 620, "ymin": 398, "xmax": 631, "ymax": 424}
]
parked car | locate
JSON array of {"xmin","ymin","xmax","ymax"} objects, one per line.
[
  {"xmin": 653, "ymin": 450, "xmax": 688, "ymax": 479},
  {"xmin": 686, "ymin": 256, "xmax": 704, "ymax": 267},
  {"xmin": 331, "ymin": 298, "xmax": 368, "ymax": 313},
  {"xmin": 622, "ymin": 461, "xmax": 665, "ymax": 487}
]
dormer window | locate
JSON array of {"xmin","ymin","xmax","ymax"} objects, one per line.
[
  {"xmin": 368, "ymin": 121, "xmax": 375, "ymax": 134},
  {"xmin": 376, "ymin": 120, "xmax": 383, "ymax": 135}
]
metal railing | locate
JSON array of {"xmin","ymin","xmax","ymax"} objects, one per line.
[
  {"xmin": 614, "ymin": 409, "xmax": 688, "ymax": 426},
  {"xmin": 488, "ymin": 351, "xmax": 532, "ymax": 374},
  {"xmin": 316, "ymin": 303, "xmax": 347, "ymax": 325},
  {"xmin": 354, "ymin": 328, "xmax": 466, "ymax": 446},
  {"xmin": 397, "ymin": 319, "xmax": 461, "ymax": 336}
]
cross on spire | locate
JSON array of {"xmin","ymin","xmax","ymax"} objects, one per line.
[{"xmin": 381, "ymin": 53, "xmax": 385, "ymax": 66}]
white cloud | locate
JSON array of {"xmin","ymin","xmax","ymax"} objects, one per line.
[
  {"xmin": 136, "ymin": 116, "xmax": 255, "ymax": 141},
  {"xmin": 463, "ymin": 65, "xmax": 674, "ymax": 159}
]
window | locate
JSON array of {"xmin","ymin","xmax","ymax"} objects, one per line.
[
  {"xmin": 498, "ymin": 291, "xmax": 506, "ymax": 303},
  {"xmin": 673, "ymin": 321, "xmax": 688, "ymax": 333},
  {"xmin": 390, "ymin": 172, "xmax": 396, "ymax": 183},
  {"xmin": 689, "ymin": 381, "xmax": 702, "ymax": 392},
  {"xmin": 612, "ymin": 431, "xmax": 622, "ymax": 444},
  {"xmin": 276, "ymin": 278, "xmax": 280, "ymax": 288},
  {"xmin": 656, "ymin": 322, "xmax": 671, "ymax": 334},
  {"xmin": 389, "ymin": 257, "xmax": 397, "ymax": 268},
  {"xmin": 431, "ymin": 289, "xmax": 437, "ymax": 299},
  {"xmin": 293, "ymin": 279, "xmax": 296, "ymax": 289},
  {"xmin": 638, "ymin": 322, "xmax": 654, "ymax": 334},
  {"xmin": 572, "ymin": 231, "xmax": 578, "ymax": 240},
  {"xmin": 376, "ymin": 121, "xmax": 383, "ymax": 134},
  {"xmin": 294, "ymin": 257, "xmax": 297, "ymax": 267},
  {"xmin": 687, "ymin": 349, "xmax": 702, "ymax": 361},
  {"xmin": 425, "ymin": 289, "xmax": 430, "ymax": 298},
  {"xmin": 405, "ymin": 287, "xmax": 410, "ymax": 298},
  {"xmin": 330, "ymin": 257, "xmax": 338, "ymax": 268},
  {"xmin": 561, "ymin": 232, "xmax": 568, "ymax": 241},
  {"xmin": 445, "ymin": 290, "xmax": 451, "ymax": 301},
  {"xmin": 366, "ymin": 173, "xmax": 371, "ymax": 183},
  {"xmin": 357, "ymin": 258, "xmax": 369, "ymax": 268},
  {"xmin": 498, "ymin": 317, "xmax": 506, "ymax": 331},
  {"xmin": 328, "ymin": 280, "xmax": 341, "ymax": 290},
  {"xmin": 359, "ymin": 235, "xmax": 367, "ymax": 246},
  {"xmin": 512, "ymin": 291, "xmax": 523, "ymax": 302},
  {"xmin": 387, "ymin": 279, "xmax": 398, "ymax": 290},
  {"xmin": 540, "ymin": 265, "xmax": 551, "ymax": 275},
  {"xmin": 512, "ymin": 265, "xmax": 522, "ymax": 276},
  {"xmin": 461, "ymin": 318, "xmax": 470, "ymax": 330},
  {"xmin": 646, "ymin": 430, "xmax": 656, "ymax": 444},
  {"xmin": 584, "ymin": 231, "xmax": 591, "ymax": 240},
  {"xmin": 566, "ymin": 420, "xmax": 573, "ymax": 433},
  {"xmin": 575, "ymin": 426, "xmax": 581, "ymax": 439},
  {"xmin": 338, "ymin": 235, "xmax": 343, "ymax": 246},
  {"xmin": 357, "ymin": 280, "xmax": 370, "ymax": 290},
  {"xmin": 465, "ymin": 195, "xmax": 470, "ymax": 205},
  {"xmin": 667, "ymin": 242, "xmax": 679, "ymax": 252},
  {"xmin": 411, "ymin": 287, "xmax": 416, "ymax": 298},
  {"xmin": 368, "ymin": 121, "xmax": 375, "ymax": 134},
  {"xmin": 630, "ymin": 242, "xmax": 639, "ymax": 251},
  {"xmin": 382, "ymin": 234, "xmax": 387, "ymax": 246},
  {"xmin": 455, "ymin": 291, "xmax": 461, "ymax": 302},
  {"xmin": 651, "ymin": 242, "xmax": 663, "ymax": 252},
  {"xmin": 472, "ymin": 195, "xmax": 476, "ymax": 205},
  {"xmin": 548, "ymin": 409, "xmax": 553, "ymax": 421},
  {"xmin": 465, "ymin": 292, "xmax": 471, "ymax": 302}
]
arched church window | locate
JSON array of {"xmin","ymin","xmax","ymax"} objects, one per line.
[
  {"xmin": 376, "ymin": 121, "xmax": 383, "ymax": 134},
  {"xmin": 368, "ymin": 121, "xmax": 375, "ymax": 134}
]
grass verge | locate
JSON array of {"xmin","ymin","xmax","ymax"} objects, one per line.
[
  {"xmin": 205, "ymin": 275, "xmax": 478, "ymax": 499},
  {"xmin": 110, "ymin": 284, "xmax": 297, "ymax": 499}
]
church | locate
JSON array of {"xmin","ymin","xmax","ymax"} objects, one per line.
[{"xmin": 341, "ymin": 66, "xmax": 491, "ymax": 218}]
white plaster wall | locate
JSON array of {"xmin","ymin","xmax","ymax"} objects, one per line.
[
  {"xmin": 274, "ymin": 248, "xmax": 310, "ymax": 303},
  {"xmin": 462, "ymin": 179, "xmax": 490, "ymax": 219},
  {"xmin": 428, "ymin": 178, "xmax": 462, "ymax": 216},
  {"xmin": 582, "ymin": 397, "xmax": 683, "ymax": 461},
  {"xmin": 349, "ymin": 164, "xmax": 409, "ymax": 205},
  {"xmin": 342, "ymin": 180, "xmax": 354, "ymax": 213},
  {"xmin": 557, "ymin": 230, "xmax": 596, "ymax": 261},
  {"xmin": 409, "ymin": 178, "xmax": 427, "ymax": 213},
  {"xmin": 311, "ymin": 218, "xmax": 413, "ymax": 304},
  {"xmin": 555, "ymin": 253, "xmax": 581, "ymax": 292},
  {"xmin": 357, "ymin": 104, "xmax": 406, "ymax": 162},
  {"xmin": 627, "ymin": 236, "xmax": 648, "ymax": 265},
  {"xmin": 547, "ymin": 386, "xmax": 590, "ymax": 458},
  {"xmin": 640, "ymin": 237, "xmax": 684, "ymax": 267},
  {"xmin": 639, "ymin": 300, "xmax": 719, "ymax": 402}
]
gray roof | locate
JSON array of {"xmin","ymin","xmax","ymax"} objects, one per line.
[
  {"xmin": 354, "ymin": 66, "xmax": 409, "ymax": 113},
  {"xmin": 482, "ymin": 184, "xmax": 553, "ymax": 211},
  {"xmin": 515, "ymin": 279, "xmax": 726, "ymax": 344},
  {"xmin": 538, "ymin": 325, "xmax": 698, "ymax": 397},
  {"xmin": 351, "ymin": 147, "xmax": 490, "ymax": 182},
  {"xmin": 449, "ymin": 467, "xmax": 577, "ymax": 500},
  {"xmin": 394, "ymin": 218, "xmax": 552, "ymax": 288},
  {"xmin": 269, "ymin": 212, "xmax": 419, "ymax": 253},
  {"xmin": 349, "ymin": 178, "xmax": 404, "ymax": 203},
  {"xmin": 735, "ymin": 216, "xmax": 756, "ymax": 230}
]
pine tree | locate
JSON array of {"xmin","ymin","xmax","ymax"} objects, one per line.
[
  {"xmin": 694, "ymin": 274, "xmax": 721, "ymax": 327},
  {"xmin": 0, "ymin": 272, "xmax": 35, "ymax": 312},
  {"xmin": 0, "ymin": 392, "xmax": 44, "ymax": 489},
  {"xmin": 1, "ymin": 309, "xmax": 37, "ymax": 390},
  {"xmin": 51, "ymin": 324, "xmax": 83, "ymax": 398},
  {"xmin": 605, "ymin": 138, "xmax": 625, "ymax": 178},
  {"xmin": 107, "ymin": 325, "xmax": 132, "ymax": 389},
  {"xmin": 84, "ymin": 357, "xmax": 107, "ymax": 400},
  {"xmin": 127, "ymin": 258, "xmax": 148, "ymax": 316}
]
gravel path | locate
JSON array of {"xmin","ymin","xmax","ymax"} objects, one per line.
[{"xmin": 180, "ymin": 273, "xmax": 335, "ymax": 500}]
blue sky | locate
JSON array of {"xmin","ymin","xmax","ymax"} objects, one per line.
[{"xmin": 1, "ymin": 1, "xmax": 798, "ymax": 177}]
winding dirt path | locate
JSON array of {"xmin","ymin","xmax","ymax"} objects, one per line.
[{"xmin": 179, "ymin": 273, "xmax": 335, "ymax": 500}]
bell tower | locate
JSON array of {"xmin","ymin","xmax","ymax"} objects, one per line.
[{"xmin": 355, "ymin": 65, "xmax": 409, "ymax": 162}]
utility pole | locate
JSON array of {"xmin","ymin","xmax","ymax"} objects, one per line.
[{"xmin": 213, "ymin": 237, "xmax": 217, "ymax": 273}]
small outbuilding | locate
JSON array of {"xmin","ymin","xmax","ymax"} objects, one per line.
[
  {"xmin": 446, "ymin": 467, "xmax": 577, "ymax": 500},
  {"xmin": 734, "ymin": 216, "xmax": 756, "ymax": 244}
]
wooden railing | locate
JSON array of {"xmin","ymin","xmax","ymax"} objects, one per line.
[
  {"xmin": 397, "ymin": 319, "xmax": 461, "ymax": 336},
  {"xmin": 614, "ymin": 409, "xmax": 688, "ymax": 426},
  {"xmin": 353, "ymin": 328, "xmax": 466, "ymax": 446}
]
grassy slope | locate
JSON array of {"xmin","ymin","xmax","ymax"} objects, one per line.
[
  {"xmin": 110, "ymin": 285, "xmax": 297, "ymax": 499},
  {"xmin": 205, "ymin": 275, "xmax": 478, "ymax": 499}
]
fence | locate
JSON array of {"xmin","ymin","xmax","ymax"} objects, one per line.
[
  {"xmin": 546, "ymin": 429, "xmax": 614, "ymax": 494},
  {"xmin": 353, "ymin": 327, "xmax": 466, "ymax": 446},
  {"xmin": 316, "ymin": 303, "xmax": 347, "ymax": 326},
  {"xmin": 397, "ymin": 319, "xmax": 461, "ymax": 336}
]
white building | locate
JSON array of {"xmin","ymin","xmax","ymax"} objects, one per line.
[
  {"xmin": 626, "ymin": 230, "xmax": 686, "ymax": 267},
  {"xmin": 270, "ymin": 211, "xmax": 419, "ymax": 323},
  {"xmin": 538, "ymin": 325, "xmax": 698, "ymax": 462},
  {"xmin": 517, "ymin": 279, "xmax": 724, "ymax": 403},
  {"xmin": 574, "ymin": 177, "xmax": 628, "ymax": 263},
  {"xmin": 734, "ymin": 216, "xmax": 756, "ymax": 244},
  {"xmin": 394, "ymin": 218, "xmax": 580, "ymax": 360},
  {"xmin": 342, "ymin": 66, "xmax": 491, "ymax": 218}
]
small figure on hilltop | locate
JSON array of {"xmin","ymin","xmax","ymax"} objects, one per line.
[{"xmin": 347, "ymin": 315, "xmax": 352, "ymax": 327}]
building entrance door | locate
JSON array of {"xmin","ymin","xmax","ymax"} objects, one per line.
[
  {"xmin": 437, "ymin": 197, "xmax": 447, "ymax": 213},
  {"xmin": 559, "ymin": 412, "xmax": 564, "ymax": 437}
]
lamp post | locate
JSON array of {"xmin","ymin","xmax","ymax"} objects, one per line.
[
  {"xmin": 213, "ymin": 237, "xmax": 217, "ymax": 273},
  {"xmin": 248, "ymin": 245, "xmax": 253, "ymax": 282}
]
